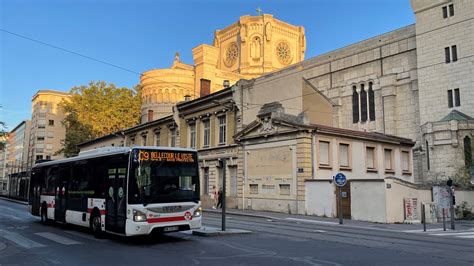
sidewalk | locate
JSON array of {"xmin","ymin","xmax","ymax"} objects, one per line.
[
  {"xmin": 204, "ymin": 207, "xmax": 474, "ymax": 232},
  {"xmin": 0, "ymin": 195, "xmax": 28, "ymax": 205}
]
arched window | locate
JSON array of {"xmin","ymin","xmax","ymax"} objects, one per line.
[
  {"xmin": 426, "ymin": 140, "xmax": 430, "ymax": 171},
  {"xmin": 464, "ymin": 136, "xmax": 472, "ymax": 167},
  {"xmin": 369, "ymin": 82, "xmax": 375, "ymax": 121},
  {"xmin": 360, "ymin": 84, "xmax": 367, "ymax": 122},
  {"xmin": 352, "ymin": 86, "xmax": 359, "ymax": 123}
]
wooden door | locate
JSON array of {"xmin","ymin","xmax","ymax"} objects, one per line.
[{"xmin": 336, "ymin": 182, "xmax": 351, "ymax": 219}]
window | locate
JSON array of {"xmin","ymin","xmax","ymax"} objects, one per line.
[
  {"xmin": 445, "ymin": 47, "xmax": 451, "ymax": 63},
  {"xmin": 402, "ymin": 151, "xmax": 410, "ymax": 173},
  {"xmin": 426, "ymin": 140, "xmax": 430, "ymax": 171},
  {"xmin": 46, "ymin": 155, "xmax": 51, "ymax": 160},
  {"xmin": 170, "ymin": 128, "xmax": 176, "ymax": 147},
  {"xmin": 368, "ymin": 82, "xmax": 375, "ymax": 121},
  {"xmin": 37, "ymin": 137, "xmax": 45, "ymax": 141},
  {"xmin": 130, "ymin": 137, "xmax": 135, "ymax": 146},
  {"xmin": 189, "ymin": 123, "xmax": 196, "ymax": 148},
  {"xmin": 38, "ymin": 119, "xmax": 46, "ymax": 129},
  {"xmin": 249, "ymin": 184, "xmax": 258, "ymax": 195},
  {"xmin": 218, "ymin": 115, "xmax": 226, "ymax": 145},
  {"xmin": 200, "ymin": 79, "xmax": 211, "ymax": 97},
  {"xmin": 360, "ymin": 84, "xmax": 367, "ymax": 122},
  {"xmin": 447, "ymin": 89, "xmax": 461, "ymax": 108},
  {"xmin": 147, "ymin": 110, "xmax": 154, "ymax": 122},
  {"xmin": 464, "ymin": 136, "xmax": 472, "ymax": 167},
  {"xmin": 47, "ymin": 131, "xmax": 54, "ymax": 138},
  {"xmin": 203, "ymin": 168, "xmax": 209, "ymax": 195},
  {"xmin": 339, "ymin": 143, "xmax": 350, "ymax": 168},
  {"xmin": 452, "ymin": 45, "xmax": 457, "ymax": 62},
  {"xmin": 48, "ymin": 120, "xmax": 54, "ymax": 126},
  {"xmin": 279, "ymin": 184, "xmax": 290, "ymax": 195},
  {"xmin": 366, "ymin": 146, "xmax": 376, "ymax": 170},
  {"xmin": 352, "ymin": 86, "xmax": 359, "ymax": 123},
  {"xmin": 36, "ymin": 155, "xmax": 43, "ymax": 160},
  {"xmin": 384, "ymin": 149, "xmax": 393, "ymax": 172},
  {"xmin": 142, "ymin": 134, "xmax": 147, "ymax": 146},
  {"xmin": 442, "ymin": 4, "xmax": 454, "ymax": 18},
  {"xmin": 203, "ymin": 119, "xmax": 210, "ymax": 148},
  {"xmin": 445, "ymin": 46, "xmax": 458, "ymax": 63},
  {"xmin": 154, "ymin": 132, "xmax": 160, "ymax": 146},
  {"xmin": 318, "ymin": 141, "xmax": 331, "ymax": 167}
]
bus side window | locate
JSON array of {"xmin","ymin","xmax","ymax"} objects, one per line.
[{"xmin": 45, "ymin": 167, "xmax": 59, "ymax": 195}]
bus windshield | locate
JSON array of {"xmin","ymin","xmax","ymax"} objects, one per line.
[{"xmin": 128, "ymin": 150, "xmax": 199, "ymax": 205}]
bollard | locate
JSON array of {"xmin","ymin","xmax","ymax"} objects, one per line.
[
  {"xmin": 442, "ymin": 208, "xmax": 446, "ymax": 231},
  {"xmin": 422, "ymin": 204, "xmax": 426, "ymax": 232}
]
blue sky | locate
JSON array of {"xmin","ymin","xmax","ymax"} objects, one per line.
[{"xmin": 0, "ymin": 0, "xmax": 414, "ymax": 131}]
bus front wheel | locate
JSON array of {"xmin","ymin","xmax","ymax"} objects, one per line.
[{"xmin": 90, "ymin": 211, "xmax": 104, "ymax": 238}]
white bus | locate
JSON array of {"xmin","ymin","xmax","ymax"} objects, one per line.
[{"xmin": 28, "ymin": 147, "xmax": 202, "ymax": 237}]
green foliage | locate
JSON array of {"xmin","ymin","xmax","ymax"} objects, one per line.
[
  {"xmin": 58, "ymin": 81, "xmax": 141, "ymax": 157},
  {"xmin": 453, "ymin": 167, "xmax": 473, "ymax": 189},
  {"xmin": 0, "ymin": 121, "xmax": 6, "ymax": 151}
]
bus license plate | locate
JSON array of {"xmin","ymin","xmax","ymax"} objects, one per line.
[{"xmin": 164, "ymin": 226, "xmax": 179, "ymax": 232}]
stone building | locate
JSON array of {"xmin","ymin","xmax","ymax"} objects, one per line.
[
  {"xmin": 3, "ymin": 120, "xmax": 31, "ymax": 198},
  {"xmin": 27, "ymin": 90, "xmax": 70, "ymax": 167},
  {"xmin": 232, "ymin": 0, "xmax": 474, "ymax": 184},
  {"xmin": 140, "ymin": 14, "xmax": 306, "ymax": 123}
]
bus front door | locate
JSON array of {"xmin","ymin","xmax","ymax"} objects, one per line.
[{"xmin": 105, "ymin": 165, "xmax": 127, "ymax": 234}]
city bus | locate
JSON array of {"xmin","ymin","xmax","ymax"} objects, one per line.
[{"xmin": 28, "ymin": 146, "xmax": 202, "ymax": 237}]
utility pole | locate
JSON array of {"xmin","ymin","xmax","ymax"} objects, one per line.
[{"xmin": 219, "ymin": 158, "xmax": 227, "ymax": 231}]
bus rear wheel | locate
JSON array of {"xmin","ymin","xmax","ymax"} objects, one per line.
[{"xmin": 90, "ymin": 212, "xmax": 104, "ymax": 238}]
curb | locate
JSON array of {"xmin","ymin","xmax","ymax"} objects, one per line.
[
  {"xmin": 192, "ymin": 228, "xmax": 252, "ymax": 237},
  {"xmin": 204, "ymin": 209, "xmax": 280, "ymax": 221},
  {"xmin": 0, "ymin": 196, "xmax": 28, "ymax": 205}
]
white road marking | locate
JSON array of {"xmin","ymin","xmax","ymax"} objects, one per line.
[
  {"xmin": 35, "ymin": 232, "xmax": 81, "ymax": 245},
  {"xmin": 285, "ymin": 218, "xmax": 339, "ymax": 225},
  {"xmin": 0, "ymin": 229, "xmax": 45, "ymax": 249},
  {"xmin": 457, "ymin": 235, "xmax": 474, "ymax": 239},
  {"xmin": 402, "ymin": 228, "xmax": 447, "ymax": 233},
  {"xmin": 63, "ymin": 230, "xmax": 108, "ymax": 242},
  {"xmin": 431, "ymin": 231, "xmax": 474, "ymax": 236}
]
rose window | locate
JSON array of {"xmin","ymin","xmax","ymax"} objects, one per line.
[
  {"xmin": 276, "ymin": 42, "xmax": 292, "ymax": 65},
  {"xmin": 224, "ymin": 43, "xmax": 239, "ymax": 67}
]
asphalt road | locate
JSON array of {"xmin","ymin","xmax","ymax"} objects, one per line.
[{"xmin": 1, "ymin": 198, "xmax": 473, "ymax": 265}]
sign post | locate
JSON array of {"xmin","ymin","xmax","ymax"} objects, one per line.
[
  {"xmin": 334, "ymin": 173, "xmax": 347, "ymax": 225},
  {"xmin": 447, "ymin": 178, "xmax": 455, "ymax": 230},
  {"xmin": 219, "ymin": 158, "xmax": 227, "ymax": 231}
]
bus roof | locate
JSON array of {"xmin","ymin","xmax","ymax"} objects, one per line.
[{"xmin": 34, "ymin": 146, "xmax": 197, "ymax": 168}]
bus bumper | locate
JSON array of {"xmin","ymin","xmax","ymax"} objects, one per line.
[{"xmin": 125, "ymin": 216, "xmax": 202, "ymax": 236}]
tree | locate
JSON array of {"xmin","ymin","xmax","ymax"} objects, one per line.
[
  {"xmin": 58, "ymin": 81, "xmax": 141, "ymax": 157},
  {"xmin": 0, "ymin": 120, "xmax": 6, "ymax": 151}
]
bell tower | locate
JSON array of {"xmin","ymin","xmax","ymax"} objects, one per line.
[{"xmin": 214, "ymin": 14, "xmax": 306, "ymax": 78}]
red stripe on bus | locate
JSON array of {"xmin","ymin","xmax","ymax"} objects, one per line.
[
  {"xmin": 147, "ymin": 216, "xmax": 188, "ymax": 223},
  {"xmin": 87, "ymin": 208, "xmax": 107, "ymax": 215}
]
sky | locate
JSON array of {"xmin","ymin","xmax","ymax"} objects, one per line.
[{"xmin": 0, "ymin": 0, "xmax": 414, "ymax": 131}]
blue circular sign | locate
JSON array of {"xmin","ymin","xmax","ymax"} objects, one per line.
[{"xmin": 334, "ymin": 173, "xmax": 347, "ymax": 187}]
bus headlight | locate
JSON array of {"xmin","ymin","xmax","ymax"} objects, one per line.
[
  {"xmin": 193, "ymin": 207, "xmax": 202, "ymax": 218},
  {"xmin": 133, "ymin": 209, "xmax": 147, "ymax": 222}
]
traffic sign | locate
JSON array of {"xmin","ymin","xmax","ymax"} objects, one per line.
[{"xmin": 334, "ymin": 173, "xmax": 347, "ymax": 187}]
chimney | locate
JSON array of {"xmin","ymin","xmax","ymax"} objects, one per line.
[{"xmin": 223, "ymin": 80, "xmax": 230, "ymax": 88}]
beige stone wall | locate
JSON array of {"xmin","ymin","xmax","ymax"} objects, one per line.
[
  {"xmin": 29, "ymin": 90, "xmax": 70, "ymax": 166},
  {"xmin": 414, "ymin": 0, "xmax": 474, "ymax": 124}
]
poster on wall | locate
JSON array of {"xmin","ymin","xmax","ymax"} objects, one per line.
[
  {"xmin": 404, "ymin": 198, "xmax": 420, "ymax": 223},
  {"xmin": 432, "ymin": 186, "xmax": 452, "ymax": 220}
]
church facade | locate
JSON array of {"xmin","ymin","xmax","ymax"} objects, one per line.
[{"xmin": 139, "ymin": 14, "xmax": 306, "ymax": 123}]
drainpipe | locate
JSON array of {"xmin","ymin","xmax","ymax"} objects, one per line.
[{"xmin": 311, "ymin": 130, "xmax": 316, "ymax": 179}]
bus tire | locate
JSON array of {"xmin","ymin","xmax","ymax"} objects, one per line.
[
  {"xmin": 40, "ymin": 203, "xmax": 49, "ymax": 225},
  {"xmin": 90, "ymin": 210, "xmax": 104, "ymax": 238}
]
